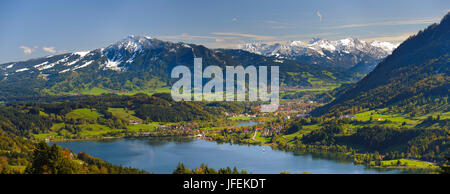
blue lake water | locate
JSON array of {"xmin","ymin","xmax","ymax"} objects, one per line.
[
  {"xmin": 235, "ymin": 121, "xmax": 260, "ymax": 127},
  {"xmin": 51, "ymin": 137, "xmax": 430, "ymax": 174}
]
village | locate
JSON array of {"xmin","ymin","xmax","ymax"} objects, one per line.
[{"xmin": 133, "ymin": 99, "xmax": 323, "ymax": 143}]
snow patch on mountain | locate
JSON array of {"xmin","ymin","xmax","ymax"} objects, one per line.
[
  {"xmin": 34, "ymin": 61, "xmax": 49, "ymax": 69},
  {"xmin": 16, "ymin": 68, "xmax": 29, "ymax": 72},
  {"xmin": 59, "ymin": 69, "xmax": 70, "ymax": 74},
  {"xmin": 66, "ymin": 59, "xmax": 80, "ymax": 66},
  {"xmin": 73, "ymin": 60, "xmax": 94, "ymax": 70},
  {"xmin": 104, "ymin": 60, "xmax": 122, "ymax": 71},
  {"xmin": 273, "ymin": 59, "xmax": 284, "ymax": 63},
  {"xmin": 74, "ymin": 51, "xmax": 90, "ymax": 58}
]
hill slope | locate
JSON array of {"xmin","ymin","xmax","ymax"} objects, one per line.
[{"xmin": 312, "ymin": 13, "xmax": 450, "ymax": 117}]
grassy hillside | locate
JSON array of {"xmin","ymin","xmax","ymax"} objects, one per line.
[{"xmin": 312, "ymin": 13, "xmax": 450, "ymax": 118}]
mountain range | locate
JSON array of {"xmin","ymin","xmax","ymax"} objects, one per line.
[
  {"xmin": 240, "ymin": 38, "xmax": 398, "ymax": 74},
  {"xmin": 0, "ymin": 36, "xmax": 357, "ymax": 98}
]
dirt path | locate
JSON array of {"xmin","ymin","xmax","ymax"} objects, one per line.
[{"xmin": 251, "ymin": 131, "xmax": 257, "ymax": 140}]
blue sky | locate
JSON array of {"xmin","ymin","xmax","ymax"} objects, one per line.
[{"xmin": 0, "ymin": 0, "xmax": 449, "ymax": 63}]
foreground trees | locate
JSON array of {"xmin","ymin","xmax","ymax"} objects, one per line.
[
  {"xmin": 173, "ymin": 162, "xmax": 248, "ymax": 174},
  {"xmin": 25, "ymin": 142, "xmax": 148, "ymax": 174}
]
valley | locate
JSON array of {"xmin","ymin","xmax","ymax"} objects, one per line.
[
  {"xmin": 0, "ymin": 92, "xmax": 446, "ymax": 173},
  {"xmin": 0, "ymin": 12, "xmax": 448, "ymax": 175}
]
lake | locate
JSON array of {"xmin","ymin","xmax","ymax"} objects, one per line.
[
  {"xmin": 235, "ymin": 121, "xmax": 260, "ymax": 127},
  {"xmin": 51, "ymin": 137, "xmax": 431, "ymax": 174}
]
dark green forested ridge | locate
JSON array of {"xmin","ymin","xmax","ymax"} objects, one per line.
[
  {"xmin": 312, "ymin": 12, "xmax": 450, "ymax": 117},
  {"xmin": 0, "ymin": 93, "xmax": 254, "ymax": 139},
  {"xmin": 273, "ymin": 118, "xmax": 449, "ymax": 164}
]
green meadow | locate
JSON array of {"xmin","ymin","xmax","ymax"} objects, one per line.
[
  {"xmin": 127, "ymin": 123, "xmax": 160, "ymax": 132},
  {"xmin": 283, "ymin": 123, "xmax": 323, "ymax": 140},
  {"xmin": 32, "ymin": 108, "xmax": 163, "ymax": 140},
  {"xmin": 371, "ymin": 159, "xmax": 438, "ymax": 169},
  {"xmin": 66, "ymin": 108, "xmax": 103, "ymax": 120},
  {"xmin": 254, "ymin": 131, "xmax": 271, "ymax": 144},
  {"xmin": 228, "ymin": 116, "xmax": 252, "ymax": 121},
  {"xmin": 354, "ymin": 109, "xmax": 449, "ymax": 128},
  {"xmin": 107, "ymin": 108, "xmax": 142, "ymax": 121}
]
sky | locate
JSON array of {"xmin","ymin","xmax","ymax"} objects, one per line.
[{"xmin": 0, "ymin": 0, "xmax": 449, "ymax": 63}]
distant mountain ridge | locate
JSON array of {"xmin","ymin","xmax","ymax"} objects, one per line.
[
  {"xmin": 240, "ymin": 38, "xmax": 398, "ymax": 74},
  {"xmin": 0, "ymin": 36, "xmax": 192, "ymax": 74},
  {"xmin": 312, "ymin": 12, "xmax": 450, "ymax": 117},
  {"xmin": 0, "ymin": 36, "xmax": 356, "ymax": 98}
]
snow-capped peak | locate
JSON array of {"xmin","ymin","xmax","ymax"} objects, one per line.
[
  {"xmin": 99, "ymin": 35, "xmax": 158, "ymax": 71},
  {"xmin": 370, "ymin": 40, "xmax": 398, "ymax": 53},
  {"xmin": 111, "ymin": 35, "xmax": 154, "ymax": 53},
  {"xmin": 240, "ymin": 37, "xmax": 396, "ymax": 56},
  {"xmin": 290, "ymin": 41, "xmax": 307, "ymax": 47},
  {"xmin": 240, "ymin": 37, "xmax": 397, "ymax": 57},
  {"xmin": 308, "ymin": 37, "xmax": 323, "ymax": 44},
  {"xmin": 239, "ymin": 37, "xmax": 398, "ymax": 73}
]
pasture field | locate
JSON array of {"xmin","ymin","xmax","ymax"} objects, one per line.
[
  {"xmin": 254, "ymin": 131, "xmax": 271, "ymax": 144},
  {"xmin": 66, "ymin": 108, "xmax": 104, "ymax": 120},
  {"xmin": 127, "ymin": 123, "xmax": 160, "ymax": 132},
  {"xmin": 107, "ymin": 108, "xmax": 142, "ymax": 121},
  {"xmin": 228, "ymin": 116, "xmax": 252, "ymax": 121},
  {"xmin": 371, "ymin": 159, "xmax": 438, "ymax": 169},
  {"xmin": 354, "ymin": 109, "xmax": 449, "ymax": 128}
]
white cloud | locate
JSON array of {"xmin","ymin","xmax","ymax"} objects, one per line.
[
  {"xmin": 264, "ymin": 20, "xmax": 296, "ymax": 29},
  {"xmin": 327, "ymin": 18, "xmax": 439, "ymax": 29},
  {"xmin": 159, "ymin": 32, "xmax": 277, "ymax": 49},
  {"xmin": 42, "ymin": 46, "xmax": 57, "ymax": 53},
  {"xmin": 20, "ymin": 46, "xmax": 37, "ymax": 55},
  {"xmin": 160, "ymin": 33, "xmax": 218, "ymax": 40},
  {"xmin": 317, "ymin": 11, "xmax": 323, "ymax": 22},
  {"xmin": 211, "ymin": 32, "xmax": 276, "ymax": 41},
  {"xmin": 206, "ymin": 42, "xmax": 244, "ymax": 49},
  {"xmin": 362, "ymin": 32, "xmax": 416, "ymax": 44},
  {"xmin": 158, "ymin": 33, "xmax": 242, "ymax": 48},
  {"xmin": 281, "ymin": 32, "xmax": 340, "ymax": 40},
  {"xmin": 160, "ymin": 32, "xmax": 341, "ymax": 49},
  {"xmin": 232, "ymin": 17, "xmax": 237, "ymax": 22}
]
